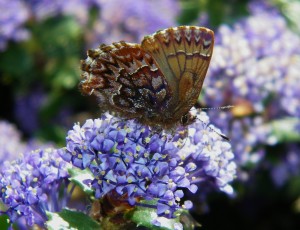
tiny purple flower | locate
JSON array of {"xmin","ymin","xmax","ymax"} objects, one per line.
[{"xmin": 0, "ymin": 148, "xmax": 71, "ymax": 228}]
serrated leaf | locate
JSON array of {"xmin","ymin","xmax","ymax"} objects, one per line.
[
  {"xmin": 268, "ymin": 117, "xmax": 300, "ymax": 143},
  {"xmin": 46, "ymin": 208, "xmax": 100, "ymax": 230},
  {"xmin": 68, "ymin": 167, "xmax": 94, "ymax": 195}
]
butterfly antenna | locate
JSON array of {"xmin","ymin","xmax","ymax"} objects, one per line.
[
  {"xmin": 200, "ymin": 105, "xmax": 234, "ymax": 110},
  {"xmin": 196, "ymin": 116, "xmax": 230, "ymax": 141}
]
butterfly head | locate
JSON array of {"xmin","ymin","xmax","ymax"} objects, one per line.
[{"xmin": 180, "ymin": 112, "xmax": 197, "ymax": 126}]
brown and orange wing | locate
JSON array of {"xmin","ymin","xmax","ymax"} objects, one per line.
[
  {"xmin": 79, "ymin": 42, "xmax": 172, "ymax": 118},
  {"xmin": 141, "ymin": 26, "xmax": 214, "ymax": 120}
]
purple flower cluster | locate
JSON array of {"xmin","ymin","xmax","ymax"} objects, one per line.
[
  {"xmin": 0, "ymin": 148, "xmax": 71, "ymax": 227},
  {"xmin": 202, "ymin": 3, "xmax": 300, "ymax": 169},
  {"xmin": 14, "ymin": 88, "xmax": 47, "ymax": 135},
  {"xmin": 0, "ymin": 0, "xmax": 30, "ymax": 51},
  {"xmin": 59, "ymin": 112, "xmax": 236, "ymax": 218},
  {"xmin": 89, "ymin": 0, "xmax": 180, "ymax": 46}
]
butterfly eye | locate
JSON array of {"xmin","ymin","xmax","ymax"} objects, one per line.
[
  {"xmin": 180, "ymin": 113, "xmax": 197, "ymax": 126},
  {"xmin": 180, "ymin": 114, "xmax": 189, "ymax": 125}
]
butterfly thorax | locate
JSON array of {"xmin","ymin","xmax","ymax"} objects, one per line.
[{"xmin": 137, "ymin": 109, "xmax": 194, "ymax": 129}]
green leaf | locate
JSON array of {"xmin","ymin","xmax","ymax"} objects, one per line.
[
  {"xmin": 127, "ymin": 200, "xmax": 198, "ymax": 230},
  {"xmin": 29, "ymin": 16, "xmax": 83, "ymax": 90},
  {"xmin": 208, "ymin": 0, "xmax": 249, "ymax": 27},
  {"xmin": 0, "ymin": 215, "xmax": 10, "ymax": 230},
  {"xmin": 35, "ymin": 117, "xmax": 68, "ymax": 145},
  {"xmin": 52, "ymin": 59, "xmax": 80, "ymax": 89},
  {"xmin": 68, "ymin": 167, "xmax": 94, "ymax": 195},
  {"xmin": 129, "ymin": 206, "xmax": 175, "ymax": 230},
  {"xmin": 178, "ymin": 0, "xmax": 249, "ymax": 27},
  {"xmin": 272, "ymin": 0, "xmax": 300, "ymax": 34},
  {"xmin": 178, "ymin": 0, "xmax": 202, "ymax": 25},
  {"xmin": 46, "ymin": 208, "xmax": 100, "ymax": 230},
  {"xmin": 0, "ymin": 44, "xmax": 33, "ymax": 78},
  {"xmin": 31, "ymin": 16, "xmax": 82, "ymax": 57},
  {"xmin": 268, "ymin": 117, "xmax": 300, "ymax": 143}
]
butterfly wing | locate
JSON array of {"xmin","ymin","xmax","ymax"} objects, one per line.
[
  {"xmin": 79, "ymin": 42, "xmax": 172, "ymax": 120},
  {"xmin": 141, "ymin": 26, "xmax": 214, "ymax": 121}
]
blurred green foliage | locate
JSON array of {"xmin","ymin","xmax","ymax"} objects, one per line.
[
  {"xmin": 0, "ymin": 215, "xmax": 10, "ymax": 229},
  {"xmin": 0, "ymin": 15, "xmax": 89, "ymax": 144},
  {"xmin": 272, "ymin": 0, "xmax": 300, "ymax": 34},
  {"xmin": 178, "ymin": 0, "xmax": 249, "ymax": 27}
]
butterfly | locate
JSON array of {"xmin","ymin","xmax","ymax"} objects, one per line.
[{"xmin": 79, "ymin": 26, "xmax": 214, "ymax": 129}]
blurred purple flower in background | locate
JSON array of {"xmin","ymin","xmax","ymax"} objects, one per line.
[
  {"xmin": 27, "ymin": 0, "xmax": 95, "ymax": 24},
  {"xmin": 201, "ymin": 2, "xmax": 300, "ymax": 178},
  {"xmin": 0, "ymin": 119, "xmax": 55, "ymax": 164},
  {"xmin": 0, "ymin": 0, "xmax": 30, "ymax": 51},
  {"xmin": 271, "ymin": 144, "xmax": 300, "ymax": 187},
  {"xmin": 1, "ymin": 0, "xmax": 180, "ymax": 51},
  {"xmin": 59, "ymin": 112, "xmax": 236, "ymax": 219},
  {"xmin": 14, "ymin": 88, "xmax": 47, "ymax": 135},
  {"xmin": 0, "ymin": 0, "xmax": 96, "ymax": 51},
  {"xmin": 0, "ymin": 120, "xmax": 25, "ymax": 163},
  {"xmin": 205, "ymin": 3, "xmax": 300, "ymax": 117},
  {"xmin": 88, "ymin": 0, "xmax": 180, "ymax": 46},
  {"xmin": 14, "ymin": 86, "xmax": 75, "ymax": 136}
]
